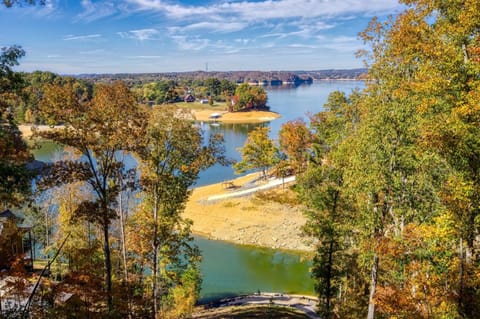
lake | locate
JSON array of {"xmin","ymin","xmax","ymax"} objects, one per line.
[
  {"xmin": 197, "ymin": 80, "xmax": 363, "ymax": 186},
  {"xmin": 32, "ymin": 80, "xmax": 364, "ymax": 300}
]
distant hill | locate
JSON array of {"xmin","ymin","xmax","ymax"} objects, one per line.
[{"xmin": 76, "ymin": 69, "xmax": 366, "ymax": 86}]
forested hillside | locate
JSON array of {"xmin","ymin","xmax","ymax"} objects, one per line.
[{"xmin": 287, "ymin": 1, "xmax": 480, "ymax": 318}]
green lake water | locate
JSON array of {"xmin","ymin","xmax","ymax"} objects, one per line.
[{"xmin": 31, "ymin": 81, "xmax": 364, "ymax": 300}]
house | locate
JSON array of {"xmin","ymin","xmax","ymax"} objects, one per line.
[
  {"xmin": 0, "ymin": 210, "xmax": 32, "ymax": 271},
  {"xmin": 184, "ymin": 94, "xmax": 196, "ymax": 103}
]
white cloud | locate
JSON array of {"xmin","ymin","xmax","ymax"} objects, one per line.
[
  {"xmin": 63, "ymin": 34, "xmax": 102, "ymax": 41},
  {"xmin": 126, "ymin": 0, "xmax": 402, "ymax": 20},
  {"xmin": 80, "ymin": 49, "xmax": 107, "ymax": 55},
  {"xmin": 128, "ymin": 55, "xmax": 164, "ymax": 59},
  {"xmin": 76, "ymin": 0, "xmax": 117, "ymax": 23},
  {"xmin": 170, "ymin": 35, "xmax": 210, "ymax": 51},
  {"xmin": 170, "ymin": 21, "xmax": 248, "ymax": 34},
  {"xmin": 117, "ymin": 28, "xmax": 159, "ymax": 41},
  {"xmin": 322, "ymin": 36, "xmax": 363, "ymax": 52}
]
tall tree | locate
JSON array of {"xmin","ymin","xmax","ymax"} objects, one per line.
[
  {"xmin": 278, "ymin": 119, "xmax": 312, "ymax": 175},
  {"xmin": 297, "ymin": 90, "xmax": 361, "ymax": 318},
  {"xmin": 132, "ymin": 106, "xmax": 225, "ymax": 318},
  {"xmin": 358, "ymin": 1, "xmax": 480, "ymax": 317},
  {"xmin": 234, "ymin": 126, "xmax": 279, "ymax": 180},
  {"xmin": 0, "ymin": 45, "xmax": 32, "ymax": 209},
  {"xmin": 37, "ymin": 81, "xmax": 147, "ymax": 313},
  {"xmin": 233, "ymin": 83, "xmax": 268, "ymax": 110}
]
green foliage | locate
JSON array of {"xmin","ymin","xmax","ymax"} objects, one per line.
[
  {"xmin": 128, "ymin": 106, "xmax": 225, "ymax": 317},
  {"xmin": 234, "ymin": 126, "xmax": 279, "ymax": 180},
  {"xmin": 278, "ymin": 119, "xmax": 312, "ymax": 175},
  {"xmin": 293, "ymin": 1, "xmax": 480, "ymax": 318},
  {"xmin": 0, "ymin": 45, "xmax": 33, "ymax": 209},
  {"xmin": 233, "ymin": 83, "xmax": 268, "ymax": 110},
  {"xmin": 37, "ymin": 81, "xmax": 148, "ymax": 311}
]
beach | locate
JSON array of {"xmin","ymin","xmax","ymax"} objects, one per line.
[{"xmin": 183, "ymin": 173, "xmax": 314, "ymax": 252}]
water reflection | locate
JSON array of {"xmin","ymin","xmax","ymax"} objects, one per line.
[{"xmin": 197, "ymin": 236, "xmax": 313, "ymax": 302}]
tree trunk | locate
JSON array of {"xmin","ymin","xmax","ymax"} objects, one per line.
[
  {"xmin": 325, "ymin": 239, "xmax": 334, "ymax": 318},
  {"xmin": 367, "ymin": 254, "xmax": 379, "ymax": 319},
  {"xmin": 118, "ymin": 190, "xmax": 133, "ymax": 319},
  {"xmin": 458, "ymin": 238, "xmax": 465, "ymax": 317},
  {"xmin": 103, "ymin": 222, "xmax": 113, "ymax": 312},
  {"xmin": 152, "ymin": 190, "xmax": 159, "ymax": 318}
]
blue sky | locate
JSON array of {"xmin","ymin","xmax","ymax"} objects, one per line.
[{"xmin": 0, "ymin": 0, "xmax": 403, "ymax": 74}]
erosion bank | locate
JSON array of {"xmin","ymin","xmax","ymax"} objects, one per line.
[{"xmin": 184, "ymin": 173, "xmax": 314, "ymax": 252}]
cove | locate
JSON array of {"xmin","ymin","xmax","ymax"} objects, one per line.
[{"xmin": 31, "ymin": 80, "xmax": 364, "ymax": 300}]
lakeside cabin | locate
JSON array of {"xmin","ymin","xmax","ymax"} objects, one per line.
[{"xmin": 0, "ymin": 210, "xmax": 33, "ymax": 271}]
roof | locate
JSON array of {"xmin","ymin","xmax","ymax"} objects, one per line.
[
  {"xmin": 0, "ymin": 210, "xmax": 29, "ymax": 228},
  {"xmin": 0, "ymin": 210, "xmax": 19, "ymax": 220}
]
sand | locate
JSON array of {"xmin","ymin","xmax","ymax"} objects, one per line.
[
  {"xmin": 184, "ymin": 173, "xmax": 314, "ymax": 252},
  {"xmin": 193, "ymin": 110, "xmax": 281, "ymax": 123}
]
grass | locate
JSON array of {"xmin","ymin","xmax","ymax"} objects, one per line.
[
  {"xmin": 194, "ymin": 305, "xmax": 311, "ymax": 319},
  {"xmin": 174, "ymin": 101, "xmax": 228, "ymax": 111},
  {"xmin": 253, "ymin": 188, "xmax": 300, "ymax": 206}
]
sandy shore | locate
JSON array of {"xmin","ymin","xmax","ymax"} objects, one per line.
[
  {"xmin": 184, "ymin": 173, "xmax": 314, "ymax": 252},
  {"xmin": 18, "ymin": 124, "xmax": 64, "ymax": 138},
  {"xmin": 193, "ymin": 110, "xmax": 280, "ymax": 123},
  {"xmin": 18, "ymin": 109, "xmax": 280, "ymax": 138}
]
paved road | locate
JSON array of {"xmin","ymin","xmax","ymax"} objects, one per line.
[{"xmin": 207, "ymin": 176, "xmax": 296, "ymax": 202}]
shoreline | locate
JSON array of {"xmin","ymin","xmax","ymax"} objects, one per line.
[
  {"xmin": 196, "ymin": 292, "xmax": 319, "ymax": 319},
  {"xmin": 18, "ymin": 109, "xmax": 280, "ymax": 138},
  {"xmin": 192, "ymin": 109, "xmax": 280, "ymax": 123},
  {"xmin": 184, "ymin": 173, "xmax": 314, "ymax": 252}
]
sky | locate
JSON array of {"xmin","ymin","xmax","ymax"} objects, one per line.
[{"xmin": 0, "ymin": 0, "xmax": 404, "ymax": 74}]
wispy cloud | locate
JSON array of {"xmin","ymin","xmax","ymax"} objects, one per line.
[
  {"xmin": 126, "ymin": 0, "xmax": 402, "ymax": 20},
  {"xmin": 80, "ymin": 49, "xmax": 107, "ymax": 55},
  {"xmin": 322, "ymin": 36, "xmax": 363, "ymax": 52},
  {"xmin": 170, "ymin": 35, "xmax": 210, "ymax": 51},
  {"xmin": 76, "ymin": 0, "xmax": 117, "ymax": 23},
  {"xmin": 169, "ymin": 21, "xmax": 248, "ymax": 34},
  {"xmin": 128, "ymin": 55, "xmax": 164, "ymax": 59},
  {"xmin": 117, "ymin": 28, "xmax": 159, "ymax": 41},
  {"xmin": 63, "ymin": 34, "xmax": 102, "ymax": 41}
]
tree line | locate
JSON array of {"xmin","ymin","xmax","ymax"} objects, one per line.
[
  {"xmin": 234, "ymin": 1, "xmax": 479, "ymax": 318},
  {"xmin": 3, "ymin": 70, "xmax": 269, "ymax": 126},
  {"xmin": 1, "ymin": 45, "xmax": 229, "ymax": 318}
]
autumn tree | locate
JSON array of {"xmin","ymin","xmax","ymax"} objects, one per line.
[
  {"xmin": 278, "ymin": 119, "xmax": 312, "ymax": 175},
  {"xmin": 233, "ymin": 83, "xmax": 268, "ymax": 110},
  {"xmin": 0, "ymin": 45, "xmax": 32, "ymax": 209},
  {"xmin": 2, "ymin": 0, "xmax": 44, "ymax": 7},
  {"xmin": 234, "ymin": 126, "xmax": 279, "ymax": 180},
  {"xmin": 37, "ymin": 81, "xmax": 147, "ymax": 313},
  {"xmin": 296, "ymin": 90, "xmax": 362, "ymax": 318},
  {"xmin": 131, "ymin": 106, "xmax": 225, "ymax": 318},
  {"xmin": 354, "ymin": 1, "xmax": 480, "ymax": 317}
]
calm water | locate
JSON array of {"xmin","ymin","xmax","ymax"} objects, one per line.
[
  {"xmin": 197, "ymin": 80, "xmax": 364, "ymax": 186},
  {"xmin": 32, "ymin": 81, "xmax": 363, "ymax": 299}
]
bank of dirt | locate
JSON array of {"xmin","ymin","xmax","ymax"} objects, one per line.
[{"xmin": 183, "ymin": 173, "xmax": 314, "ymax": 252}]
